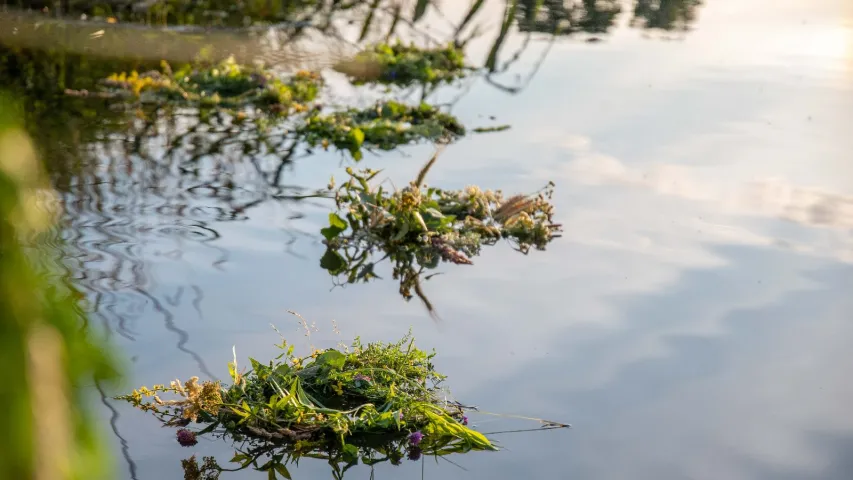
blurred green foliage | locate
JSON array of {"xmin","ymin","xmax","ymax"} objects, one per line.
[{"xmin": 0, "ymin": 93, "xmax": 119, "ymax": 480}]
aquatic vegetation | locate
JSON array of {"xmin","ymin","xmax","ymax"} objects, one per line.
[
  {"xmin": 347, "ymin": 42, "xmax": 468, "ymax": 86},
  {"xmin": 79, "ymin": 59, "xmax": 471, "ymax": 161},
  {"xmin": 472, "ymin": 124, "xmax": 511, "ymax": 133},
  {"xmin": 301, "ymin": 101, "xmax": 465, "ymax": 160},
  {"xmin": 118, "ymin": 330, "xmax": 495, "ymax": 474},
  {"xmin": 319, "ymin": 156, "xmax": 561, "ymax": 314},
  {"xmin": 94, "ymin": 57, "xmax": 323, "ymax": 113},
  {"xmin": 123, "ymin": 325, "xmax": 566, "ymax": 479}
]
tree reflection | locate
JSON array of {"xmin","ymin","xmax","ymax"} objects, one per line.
[
  {"xmin": 632, "ymin": 0, "xmax": 704, "ymax": 31},
  {"xmin": 1, "ymin": 0, "xmax": 708, "ymax": 79},
  {"xmin": 516, "ymin": 0, "xmax": 622, "ymax": 35},
  {"xmin": 515, "ymin": 0, "xmax": 702, "ymax": 35}
]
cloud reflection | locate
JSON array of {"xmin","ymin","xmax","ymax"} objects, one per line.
[{"xmin": 529, "ymin": 134, "xmax": 853, "ymax": 263}]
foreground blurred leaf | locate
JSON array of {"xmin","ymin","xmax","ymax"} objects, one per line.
[{"xmin": 414, "ymin": 0, "xmax": 430, "ymax": 22}]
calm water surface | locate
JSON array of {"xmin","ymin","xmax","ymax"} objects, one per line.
[{"xmin": 19, "ymin": 0, "xmax": 853, "ymax": 478}]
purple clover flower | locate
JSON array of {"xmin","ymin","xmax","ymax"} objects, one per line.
[
  {"xmin": 176, "ymin": 428, "xmax": 197, "ymax": 447},
  {"xmin": 353, "ymin": 374, "xmax": 372, "ymax": 383},
  {"xmin": 408, "ymin": 431, "xmax": 423, "ymax": 446},
  {"xmin": 461, "ymin": 415, "xmax": 468, "ymax": 426}
]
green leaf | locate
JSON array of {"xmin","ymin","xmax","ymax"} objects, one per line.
[
  {"xmin": 342, "ymin": 443, "xmax": 359, "ymax": 464},
  {"xmin": 319, "ymin": 225, "xmax": 341, "ymax": 240},
  {"xmin": 196, "ymin": 421, "xmax": 220, "ymax": 435},
  {"xmin": 329, "ymin": 213, "xmax": 347, "ymax": 229},
  {"xmin": 391, "ymin": 222, "xmax": 409, "ymax": 242},
  {"xmin": 268, "ymin": 468, "xmax": 277, "ymax": 480},
  {"xmin": 230, "ymin": 405, "xmax": 250, "ymax": 418},
  {"xmin": 228, "ymin": 361, "xmax": 238, "ymax": 383},
  {"xmin": 423, "ymin": 207, "xmax": 444, "ymax": 219},
  {"xmin": 319, "ymin": 249, "xmax": 346, "ymax": 274},
  {"xmin": 348, "ymin": 127, "xmax": 365, "ymax": 147},
  {"xmin": 355, "ymin": 263, "xmax": 379, "ymax": 281},
  {"xmin": 291, "ymin": 377, "xmax": 317, "ymax": 407},
  {"xmin": 412, "ymin": 211, "xmax": 429, "ymax": 231},
  {"xmin": 314, "ymin": 350, "xmax": 346, "ymax": 370},
  {"xmin": 413, "ymin": 0, "xmax": 429, "ymax": 22},
  {"xmin": 228, "ymin": 345, "xmax": 239, "ymax": 383},
  {"xmin": 274, "ymin": 463, "xmax": 292, "ymax": 479},
  {"xmin": 230, "ymin": 453, "xmax": 249, "ymax": 463},
  {"xmin": 321, "ymin": 213, "xmax": 348, "ymax": 240}
]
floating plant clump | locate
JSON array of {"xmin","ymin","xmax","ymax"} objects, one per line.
[
  {"xmin": 300, "ymin": 101, "xmax": 465, "ymax": 160},
  {"xmin": 76, "ymin": 55, "xmax": 473, "ymax": 159},
  {"xmin": 118, "ymin": 330, "xmax": 496, "ymax": 478},
  {"xmin": 319, "ymin": 156, "xmax": 561, "ymax": 312},
  {"xmin": 76, "ymin": 57, "xmax": 323, "ymax": 113},
  {"xmin": 346, "ymin": 42, "xmax": 469, "ymax": 86}
]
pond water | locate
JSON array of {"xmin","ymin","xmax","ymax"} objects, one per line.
[{"xmin": 5, "ymin": 0, "xmax": 853, "ymax": 478}]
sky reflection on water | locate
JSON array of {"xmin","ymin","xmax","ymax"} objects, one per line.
[{"xmin": 15, "ymin": 0, "xmax": 852, "ymax": 478}]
